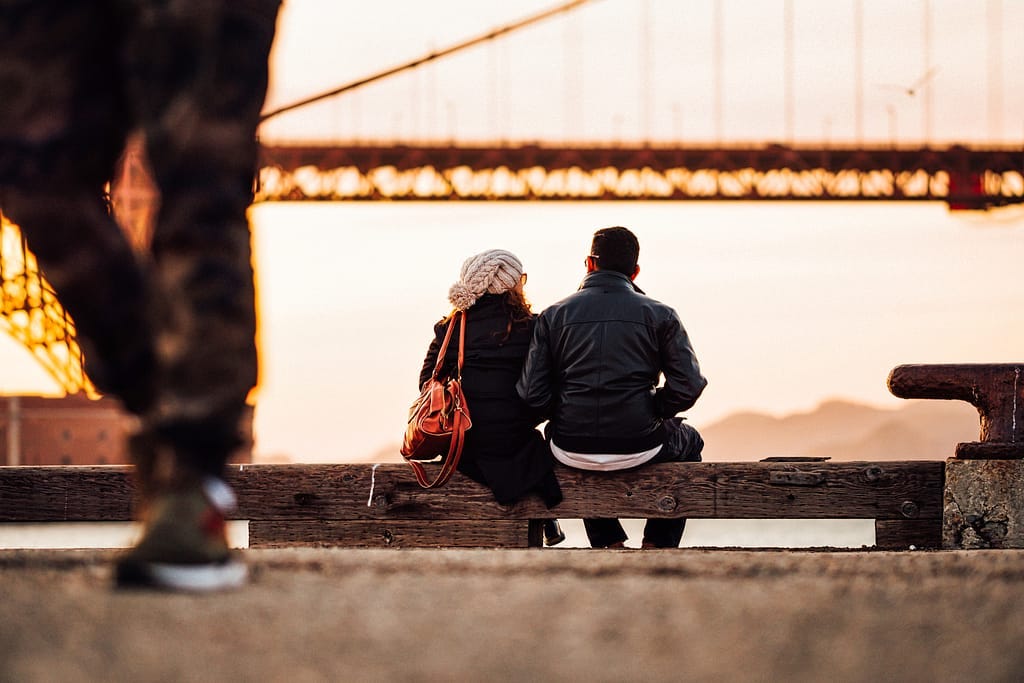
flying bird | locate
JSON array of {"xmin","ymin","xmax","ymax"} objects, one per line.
[{"xmin": 875, "ymin": 66, "xmax": 939, "ymax": 97}]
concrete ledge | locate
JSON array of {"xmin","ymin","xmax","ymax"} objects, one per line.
[
  {"xmin": 2, "ymin": 548, "xmax": 1024, "ymax": 681},
  {"xmin": 944, "ymin": 459, "xmax": 1024, "ymax": 549}
]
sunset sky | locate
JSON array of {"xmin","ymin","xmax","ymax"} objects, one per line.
[
  {"xmin": 1, "ymin": 0, "xmax": 1022, "ymax": 462},
  {"xmin": 261, "ymin": 0, "xmax": 1024, "ymax": 144}
]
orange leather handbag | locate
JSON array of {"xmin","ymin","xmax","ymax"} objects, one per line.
[{"xmin": 400, "ymin": 311, "xmax": 472, "ymax": 488}]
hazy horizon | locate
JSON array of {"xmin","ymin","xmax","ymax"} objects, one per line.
[
  {"xmin": 2, "ymin": 199, "xmax": 1019, "ymax": 463},
  {"xmin": 247, "ymin": 199, "xmax": 1018, "ymax": 462}
]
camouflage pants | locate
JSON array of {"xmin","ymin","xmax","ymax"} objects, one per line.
[{"xmin": 0, "ymin": 0, "xmax": 280, "ymax": 479}]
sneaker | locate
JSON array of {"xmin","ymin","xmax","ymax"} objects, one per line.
[
  {"xmin": 115, "ymin": 476, "xmax": 246, "ymax": 592},
  {"xmin": 543, "ymin": 519, "xmax": 566, "ymax": 547}
]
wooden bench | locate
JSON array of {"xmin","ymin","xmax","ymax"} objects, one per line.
[{"xmin": 0, "ymin": 460, "xmax": 943, "ymax": 549}]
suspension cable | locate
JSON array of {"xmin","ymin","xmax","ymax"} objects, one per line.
[{"xmin": 260, "ymin": 0, "xmax": 597, "ymax": 124}]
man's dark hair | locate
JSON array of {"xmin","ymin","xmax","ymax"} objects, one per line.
[{"xmin": 589, "ymin": 226, "xmax": 639, "ymax": 276}]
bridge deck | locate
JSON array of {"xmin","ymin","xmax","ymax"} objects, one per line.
[{"xmin": 257, "ymin": 143, "xmax": 1024, "ymax": 208}]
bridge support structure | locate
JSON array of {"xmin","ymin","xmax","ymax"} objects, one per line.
[
  {"xmin": 258, "ymin": 143, "xmax": 1024, "ymax": 210},
  {"xmin": 0, "ymin": 136, "xmax": 154, "ymax": 395},
  {"xmin": 0, "ymin": 213, "xmax": 92, "ymax": 395}
]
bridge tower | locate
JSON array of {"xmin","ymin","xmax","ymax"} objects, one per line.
[
  {"xmin": 0, "ymin": 134, "xmax": 156, "ymax": 395},
  {"xmin": 0, "ymin": 213, "xmax": 93, "ymax": 394}
]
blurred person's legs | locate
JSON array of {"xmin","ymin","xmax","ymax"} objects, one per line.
[
  {"xmin": 582, "ymin": 518, "xmax": 628, "ymax": 548},
  {"xmin": 0, "ymin": 2, "xmax": 157, "ymax": 413},
  {"xmin": 116, "ymin": 0, "xmax": 279, "ymax": 590},
  {"xmin": 0, "ymin": 0, "xmax": 279, "ymax": 590},
  {"xmin": 121, "ymin": 0, "xmax": 276, "ymax": 489}
]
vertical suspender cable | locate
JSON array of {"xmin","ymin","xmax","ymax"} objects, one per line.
[
  {"xmin": 426, "ymin": 43, "xmax": 437, "ymax": 143},
  {"xmin": 490, "ymin": 40, "xmax": 504, "ymax": 142},
  {"xmin": 411, "ymin": 60, "xmax": 421, "ymax": 141},
  {"xmin": 713, "ymin": 0, "xmax": 724, "ymax": 143},
  {"xmin": 922, "ymin": 0, "xmax": 933, "ymax": 143},
  {"xmin": 784, "ymin": 0, "xmax": 794, "ymax": 144},
  {"xmin": 854, "ymin": 0, "xmax": 864, "ymax": 143},
  {"xmin": 987, "ymin": 0, "xmax": 1004, "ymax": 141},
  {"xmin": 641, "ymin": 0, "xmax": 653, "ymax": 144},
  {"xmin": 564, "ymin": 11, "xmax": 583, "ymax": 142},
  {"xmin": 501, "ymin": 41, "xmax": 511, "ymax": 143}
]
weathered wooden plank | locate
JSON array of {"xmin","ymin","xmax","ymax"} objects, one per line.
[
  {"xmin": 225, "ymin": 463, "xmax": 717, "ymax": 520},
  {"xmin": 0, "ymin": 466, "xmax": 135, "ymax": 521},
  {"xmin": 249, "ymin": 519, "xmax": 533, "ymax": 548},
  {"xmin": 710, "ymin": 462, "xmax": 944, "ymax": 520},
  {"xmin": 225, "ymin": 462, "xmax": 944, "ymax": 520},
  {"xmin": 875, "ymin": 520, "xmax": 942, "ymax": 550},
  {"xmin": 0, "ymin": 461, "xmax": 944, "ymax": 522}
]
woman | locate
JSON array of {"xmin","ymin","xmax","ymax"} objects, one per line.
[{"xmin": 418, "ymin": 249, "xmax": 563, "ymax": 538}]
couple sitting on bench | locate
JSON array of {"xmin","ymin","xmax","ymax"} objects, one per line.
[{"xmin": 417, "ymin": 226, "xmax": 707, "ymax": 549}]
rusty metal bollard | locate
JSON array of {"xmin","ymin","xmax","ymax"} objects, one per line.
[{"xmin": 888, "ymin": 363, "xmax": 1024, "ymax": 459}]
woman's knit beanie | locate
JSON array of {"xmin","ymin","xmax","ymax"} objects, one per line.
[{"xmin": 448, "ymin": 249, "xmax": 524, "ymax": 311}]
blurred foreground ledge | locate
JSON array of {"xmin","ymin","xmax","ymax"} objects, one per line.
[{"xmin": 2, "ymin": 548, "xmax": 1024, "ymax": 681}]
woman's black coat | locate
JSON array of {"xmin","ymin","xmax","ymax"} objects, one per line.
[{"xmin": 418, "ymin": 294, "xmax": 562, "ymax": 507}]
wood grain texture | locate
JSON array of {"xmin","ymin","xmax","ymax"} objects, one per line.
[
  {"xmin": 1, "ymin": 461, "xmax": 944, "ymax": 524},
  {"xmin": 249, "ymin": 519, "xmax": 533, "ymax": 548},
  {"xmin": 224, "ymin": 462, "xmax": 943, "ymax": 520},
  {"xmin": 708, "ymin": 462, "xmax": 944, "ymax": 520},
  {"xmin": 0, "ymin": 466, "xmax": 135, "ymax": 521},
  {"xmin": 874, "ymin": 520, "xmax": 942, "ymax": 550}
]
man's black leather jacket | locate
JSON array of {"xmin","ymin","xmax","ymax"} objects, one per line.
[{"xmin": 516, "ymin": 270, "xmax": 707, "ymax": 454}]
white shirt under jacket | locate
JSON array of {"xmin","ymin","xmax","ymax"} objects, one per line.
[{"xmin": 549, "ymin": 440, "xmax": 662, "ymax": 471}]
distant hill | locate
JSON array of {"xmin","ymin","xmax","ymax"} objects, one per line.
[
  {"xmin": 698, "ymin": 398, "xmax": 978, "ymax": 461},
  {"xmin": 253, "ymin": 444, "xmax": 404, "ymax": 465},
  {"xmin": 270, "ymin": 397, "xmax": 979, "ymax": 464},
  {"xmin": 363, "ymin": 443, "xmax": 405, "ymax": 463}
]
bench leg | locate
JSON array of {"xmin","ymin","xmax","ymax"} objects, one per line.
[
  {"xmin": 875, "ymin": 519, "xmax": 941, "ymax": 550},
  {"xmin": 527, "ymin": 520, "xmax": 545, "ymax": 548}
]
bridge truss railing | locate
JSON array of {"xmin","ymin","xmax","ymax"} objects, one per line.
[{"xmin": 257, "ymin": 144, "xmax": 1024, "ymax": 211}]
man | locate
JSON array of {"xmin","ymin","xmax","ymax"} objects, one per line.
[
  {"xmin": 517, "ymin": 226, "xmax": 707, "ymax": 548},
  {"xmin": 0, "ymin": 0, "xmax": 280, "ymax": 589}
]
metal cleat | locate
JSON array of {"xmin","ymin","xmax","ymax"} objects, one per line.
[{"xmin": 888, "ymin": 363, "xmax": 1024, "ymax": 459}]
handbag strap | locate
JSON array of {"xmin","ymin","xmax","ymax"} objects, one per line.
[
  {"xmin": 430, "ymin": 310, "xmax": 466, "ymax": 381},
  {"xmin": 407, "ymin": 404, "xmax": 467, "ymax": 488},
  {"xmin": 412, "ymin": 311, "xmax": 468, "ymax": 488}
]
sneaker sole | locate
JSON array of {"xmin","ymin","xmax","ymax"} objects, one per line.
[{"xmin": 117, "ymin": 560, "xmax": 248, "ymax": 592}]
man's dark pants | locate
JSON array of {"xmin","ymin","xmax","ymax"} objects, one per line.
[{"xmin": 583, "ymin": 418, "xmax": 704, "ymax": 548}]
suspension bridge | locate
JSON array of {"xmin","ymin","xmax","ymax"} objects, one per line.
[
  {"xmin": 255, "ymin": 0, "xmax": 1023, "ymax": 209},
  {"xmin": 1, "ymin": 0, "xmax": 1023, "ymax": 394},
  {"xmin": 256, "ymin": 142, "xmax": 1023, "ymax": 209}
]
